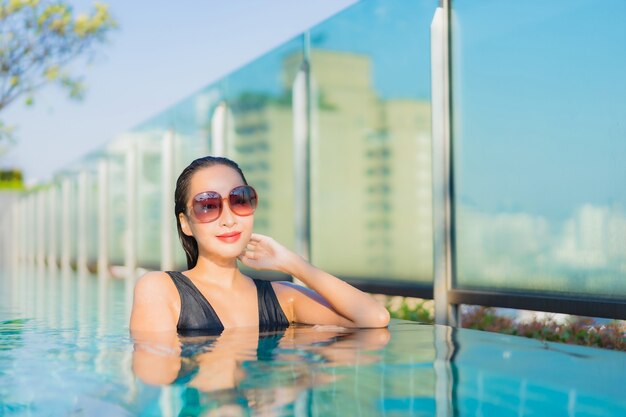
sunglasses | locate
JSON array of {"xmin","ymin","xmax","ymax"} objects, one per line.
[{"xmin": 188, "ymin": 185, "xmax": 258, "ymax": 223}]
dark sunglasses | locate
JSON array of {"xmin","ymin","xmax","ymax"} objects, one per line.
[{"xmin": 188, "ymin": 185, "xmax": 258, "ymax": 223}]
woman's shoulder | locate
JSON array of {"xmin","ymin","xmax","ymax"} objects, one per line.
[
  {"xmin": 134, "ymin": 271, "xmax": 177, "ymax": 297},
  {"xmin": 130, "ymin": 271, "xmax": 180, "ymax": 332}
]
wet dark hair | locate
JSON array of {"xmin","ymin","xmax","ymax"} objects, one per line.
[{"xmin": 174, "ymin": 156, "xmax": 248, "ymax": 269}]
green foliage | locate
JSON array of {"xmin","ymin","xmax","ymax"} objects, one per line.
[
  {"xmin": 386, "ymin": 296, "xmax": 435, "ymax": 324},
  {"xmin": 462, "ymin": 306, "xmax": 626, "ymax": 351},
  {"xmin": 0, "ymin": 168, "xmax": 23, "ymax": 188},
  {"xmin": 0, "ymin": 0, "xmax": 117, "ymax": 146},
  {"xmin": 384, "ymin": 299, "xmax": 625, "ymax": 351}
]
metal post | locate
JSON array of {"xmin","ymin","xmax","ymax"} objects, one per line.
[
  {"xmin": 77, "ymin": 170, "xmax": 88, "ymax": 273},
  {"xmin": 11, "ymin": 196, "xmax": 22, "ymax": 264},
  {"xmin": 98, "ymin": 159, "xmax": 109, "ymax": 280},
  {"xmin": 20, "ymin": 195, "xmax": 26, "ymax": 265},
  {"xmin": 26, "ymin": 194, "xmax": 34, "ymax": 264},
  {"xmin": 23, "ymin": 196, "xmax": 29, "ymax": 265},
  {"xmin": 47, "ymin": 186, "xmax": 57, "ymax": 268},
  {"xmin": 431, "ymin": 2, "xmax": 457, "ymax": 326},
  {"xmin": 5, "ymin": 209, "xmax": 11, "ymax": 266},
  {"xmin": 160, "ymin": 130, "xmax": 175, "ymax": 271},
  {"xmin": 225, "ymin": 106, "xmax": 236, "ymax": 158},
  {"xmin": 36, "ymin": 190, "xmax": 46, "ymax": 267},
  {"xmin": 3, "ymin": 203, "xmax": 9, "ymax": 266},
  {"xmin": 16, "ymin": 196, "xmax": 21, "ymax": 265},
  {"xmin": 125, "ymin": 141, "xmax": 138, "ymax": 298},
  {"xmin": 2, "ymin": 209, "xmax": 7, "ymax": 266},
  {"xmin": 31, "ymin": 193, "xmax": 37, "ymax": 264},
  {"xmin": 292, "ymin": 58, "xmax": 312, "ymax": 263},
  {"xmin": 1, "ymin": 207, "xmax": 6, "ymax": 266},
  {"xmin": 211, "ymin": 102, "xmax": 227, "ymax": 157},
  {"xmin": 60, "ymin": 177, "xmax": 71, "ymax": 271},
  {"xmin": 6, "ymin": 200, "xmax": 18, "ymax": 267}
]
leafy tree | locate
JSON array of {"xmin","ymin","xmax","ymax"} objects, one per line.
[{"xmin": 0, "ymin": 0, "xmax": 117, "ymax": 148}]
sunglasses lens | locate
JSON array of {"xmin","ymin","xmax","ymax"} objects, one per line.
[
  {"xmin": 192, "ymin": 192, "xmax": 221, "ymax": 223},
  {"xmin": 229, "ymin": 186, "xmax": 257, "ymax": 216}
]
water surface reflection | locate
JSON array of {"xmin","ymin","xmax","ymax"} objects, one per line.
[
  {"xmin": 1, "ymin": 268, "xmax": 624, "ymax": 417},
  {"xmin": 132, "ymin": 325, "xmax": 390, "ymax": 416}
]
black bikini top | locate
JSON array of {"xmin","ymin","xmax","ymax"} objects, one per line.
[{"xmin": 166, "ymin": 271, "xmax": 289, "ymax": 336}]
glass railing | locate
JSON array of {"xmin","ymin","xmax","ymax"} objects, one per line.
[
  {"xmin": 2, "ymin": 0, "xmax": 625, "ymax": 317},
  {"xmin": 450, "ymin": 0, "xmax": 626, "ymax": 300},
  {"xmin": 222, "ymin": 36, "xmax": 304, "ymax": 275},
  {"xmin": 308, "ymin": 0, "xmax": 437, "ymax": 282}
]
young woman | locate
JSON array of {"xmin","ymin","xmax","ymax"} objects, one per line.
[{"xmin": 129, "ymin": 156, "xmax": 390, "ymax": 334}]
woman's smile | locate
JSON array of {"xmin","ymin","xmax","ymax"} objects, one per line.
[{"xmin": 216, "ymin": 231, "xmax": 242, "ymax": 243}]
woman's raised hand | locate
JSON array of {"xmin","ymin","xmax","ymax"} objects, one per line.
[
  {"xmin": 238, "ymin": 233, "xmax": 297, "ymax": 273},
  {"xmin": 239, "ymin": 234, "xmax": 391, "ymax": 328}
]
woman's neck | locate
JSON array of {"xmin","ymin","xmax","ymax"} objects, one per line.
[{"xmin": 187, "ymin": 256, "xmax": 242, "ymax": 289}]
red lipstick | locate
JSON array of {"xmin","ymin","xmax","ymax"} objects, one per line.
[{"xmin": 216, "ymin": 231, "xmax": 241, "ymax": 243}]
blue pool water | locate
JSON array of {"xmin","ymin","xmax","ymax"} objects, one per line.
[{"xmin": 1, "ymin": 266, "xmax": 625, "ymax": 416}]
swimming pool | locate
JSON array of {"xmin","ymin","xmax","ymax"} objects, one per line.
[{"xmin": 1, "ymin": 266, "xmax": 625, "ymax": 416}]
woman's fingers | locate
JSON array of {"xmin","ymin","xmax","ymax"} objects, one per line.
[
  {"xmin": 242, "ymin": 234, "xmax": 279, "ymax": 269},
  {"xmin": 245, "ymin": 243, "xmax": 265, "ymax": 255},
  {"xmin": 239, "ymin": 249, "xmax": 256, "ymax": 260},
  {"xmin": 249, "ymin": 233, "xmax": 266, "ymax": 242}
]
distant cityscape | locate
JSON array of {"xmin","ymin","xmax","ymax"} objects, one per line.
[
  {"xmin": 228, "ymin": 49, "xmax": 433, "ymax": 282},
  {"xmin": 3, "ymin": 48, "xmax": 624, "ymax": 297}
]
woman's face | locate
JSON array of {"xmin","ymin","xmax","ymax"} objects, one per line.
[{"xmin": 179, "ymin": 164, "xmax": 254, "ymax": 263}]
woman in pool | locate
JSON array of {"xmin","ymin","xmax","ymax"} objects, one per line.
[{"xmin": 130, "ymin": 156, "xmax": 390, "ymax": 334}]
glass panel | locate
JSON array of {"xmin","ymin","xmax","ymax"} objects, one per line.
[
  {"xmin": 70, "ymin": 156, "xmax": 100, "ymax": 268},
  {"xmin": 24, "ymin": 192, "xmax": 36, "ymax": 263},
  {"xmin": 52, "ymin": 181, "xmax": 62, "ymax": 266},
  {"xmin": 68, "ymin": 176, "xmax": 78, "ymax": 265},
  {"xmin": 308, "ymin": 0, "xmax": 437, "ymax": 282},
  {"xmin": 106, "ymin": 140, "xmax": 128, "ymax": 266},
  {"xmin": 86, "ymin": 164, "xmax": 99, "ymax": 267},
  {"xmin": 170, "ymin": 88, "xmax": 221, "ymax": 269},
  {"xmin": 33, "ymin": 189, "xmax": 46, "ymax": 264},
  {"xmin": 135, "ymin": 131, "xmax": 163, "ymax": 269},
  {"xmin": 451, "ymin": 0, "xmax": 626, "ymax": 297},
  {"xmin": 134, "ymin": 83, "xmax": 224, "ymax": 269},
  {"xmin": 140, "ymin": 89, "xmax": 216, "ymax": 163},
  {"xmin": 222, "ymin": 36, "xmax": 304, "ymax": 273}
]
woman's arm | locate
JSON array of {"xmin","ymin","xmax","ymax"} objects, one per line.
[
  {"xmin": 238, "ymin": 234, "xmax": 390, "ymax": 328},
  {"xmin": 132, "ymin": 329, "xmax": 181, "ymax": 385},
  {"xmin": 129, "ymin": 271, "xmax": 179, "ymax": 332}
]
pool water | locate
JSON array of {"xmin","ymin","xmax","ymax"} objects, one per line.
[{"xmin": 1, "ymin": 266, "xmax": 625, "ymax": 416}]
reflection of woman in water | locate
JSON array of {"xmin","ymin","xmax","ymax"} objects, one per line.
[
  {"xmin": 130, "ymin": 156, "xmax": 390, "ymax": 334},
  {"xmin": 132, "ymin": 325, "xmax": 390, "ymax": 416}
]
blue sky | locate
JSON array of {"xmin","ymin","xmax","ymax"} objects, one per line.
[
  {"xmin": 452, "ymin": 0, "xmax": 626, "ymax": 218},
  {"xmin": 2, "ymin": 0, "xmax": 356, "ymax": 183},
  {"xmin": 4, "ymin": 0, "xmax": 624, "ymax": 219}
]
